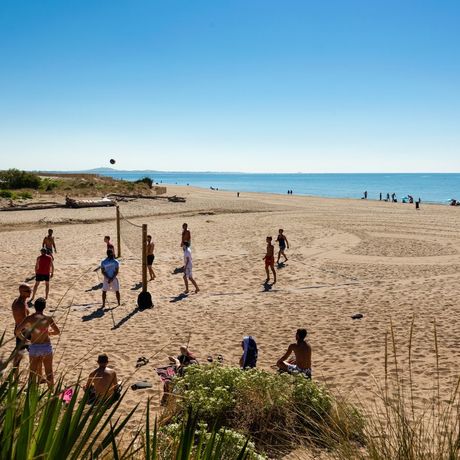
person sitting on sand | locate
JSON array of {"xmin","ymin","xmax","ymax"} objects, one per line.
[
  {"xmin": 42, "ymin": 228, "xmax": 57, "ymax": 256},
  {"xmin": 101, "ymin": 249, "xmax": 120, "ymax": 308},
  {"xmin": 11, "ymin": 283, "xmax": 32, "ymax": 377},
  {"xmin": 183, "ymin": 241, "xmax": 199, "ymax": 294},
  {"xmin": 84, "ymin": 354, "xmax": 120, "ymax": 404},
  {"xmin": 276, "ymin": 229, "xmax": 289, "ymax": 264},
  {"xmin": 146, "ymin": 234, "xmax": 156, "ymax": 280},
  {"xmin": 264, "ymin": 236, "xmax": 276, "ymax": 284},
  {"xmin": 276, "ymin": 328, "xmax": 311, "ymax": 379},
  {"xmin": 31, "ymin": 248, "xmax": 54, "ymax": 302},
  {"xmin": 15, "ymin": 297, "xmax": 60, "ymax": 388},
  {"xmin": 169, "ymin": 345, "xmax": 198, "ymax": 376}
]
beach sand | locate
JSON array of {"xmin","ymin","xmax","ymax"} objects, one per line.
[{"xmin": 2, "ymin": 185, "xmax": 460, "ymax": 440}]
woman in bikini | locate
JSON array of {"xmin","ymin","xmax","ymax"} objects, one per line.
[{"xmin": 15, "ymin": 297, "xmax": 60, "ymax": 388}]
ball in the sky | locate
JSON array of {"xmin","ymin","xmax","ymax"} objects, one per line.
[{"xmin": 110, "ymin": 159, "xmax": 116, "ymax": 165}]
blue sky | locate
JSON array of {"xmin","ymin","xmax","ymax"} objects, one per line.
[{"xmin": 0, "ymin": 0, "xmax": 459, "ymax": 172}]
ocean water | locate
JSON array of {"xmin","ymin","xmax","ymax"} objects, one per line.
[{"xmin": 100, "ymin": 172, "xmax": 460, "ymax": 204}]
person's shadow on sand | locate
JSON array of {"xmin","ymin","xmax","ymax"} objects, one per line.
[
  {"xmin": 262, "ymin": 281, "xmax": 274, "ymax": 292},
  {"xmin": 82, "ymin": 306, "xmax": 117, "ymax": 322},
  {"xmin": 277, "ymin": 262, "xmax": 286, "ymax": 269},
  {"xmin": 111, "ymin": 307, "xmax": 141, "ymax": 330},
  {"xmin": 170, "ymin": 293, "xmax": 188, "ymax": 303},
  {"xmin": 172, "ymin": 267, "xmax": 184, "ymax": 275},
  {"xmin": 85, "ymin": 283, "xmax": 103, "ymax": 292},
  {"xmin": 131, "ymin": 282, "xmax": 143, "ymax": 291}
]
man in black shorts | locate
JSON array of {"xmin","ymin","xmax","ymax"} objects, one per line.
[
  {"xmin": 276, "ymin": 229, "xmax": 289, "ymax": 264},
  {"xmin": 31, "ymin": 248, "xmax": 54, "ymax": 301},
  {"xmin": 146, "ymin": 234, "xmax": 155, "ymax": 280},
  {"xmin": 11, "ymin": 283, "xmax": 32, "ymax": 377}
]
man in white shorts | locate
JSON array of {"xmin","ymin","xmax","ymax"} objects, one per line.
[
  {"xmin": 182, "ymin": 241, "xmax": 199, "ymax": 294},
  {"xmin": 101, "ymin": 249, "xmax": 120, "ymax": 307}
]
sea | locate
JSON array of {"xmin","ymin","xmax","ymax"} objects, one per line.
[{"xmin": 98, "ymin": 171, "xmax": 460, "ymax": 204}]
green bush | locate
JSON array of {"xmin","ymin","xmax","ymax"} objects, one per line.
[
  {"xmin": 0, "ymin": 190, "xmax": 13, "ymax": 198},
  {"xmin": 170, "ymin": 365, "xmax": 348, "ymax": 454},
  {"xmin": 0, "ymin": 169, "xmax": 41, "ymax": 189},
  {"xmin": 135, "ymin": 177, "xmax": 153, "ymax": 188},
  {"xmin": 18, "ymin": 191, "xmax": 33, "ymax": 200},
  {"xmin": 40, "ymin": 178, "xmax": 60, "ymax": 192}
]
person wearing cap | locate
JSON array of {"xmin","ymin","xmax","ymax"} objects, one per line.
[
  {"xmin": 101, "ymin": 249, "xmax": 120, "ymax": 308},
  {"xmin": 276, "ymin": 328, "xmax": 312, "ymax": 379},
  {"xmin": 31, "ymin": 248, "xmax": 54, "ymax": 302},
  {"xmin": 84, "ymin": 354, "xmax": 120, "ymax": 404}
]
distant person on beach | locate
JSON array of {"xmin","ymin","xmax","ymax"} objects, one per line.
[
  {"xmin": 31, "ymin": 248, "xmax": 54, "ymax": 302},
  {"xmin": 264, "ymin": 236, "xmax": 276, "ymax": 284},
  {"xmin": 104, "ymin": 236, "xmax": 115, "ymax": 254},
  {"xmin": 183, "ymin": 241, "xmax": 199, "ymax": 293},
  {"xmin": 363, "ymin": 191, "xmax": 368, "ymax": 199},
  {"xmin": 276, "ymin": 229, "xmax": 289, "ymax": 263},
  {"xmin": 84, "ymin": 354, "xmax": 120, "ymax": 404},
  {"xmin": 386, "ymin": 193, "xmax": 390, "ymax": 202},
  {"xmin": 276, "ymin": 328, "xmax": 311, "ymax": 379},
  {"xmin": 11, "ymin": 283, "xmax": 32, "ymax": 377},
  {"xmin": 379, "ymin": 192, "xmax": 382, "ymax": 201},
  {"xmin": 15, "ymin": 297, "xmax": 60, "ymax": 387},
  {"xmin": 392, "ymin": 193, "xmax": 396, "ymax": 202},
  {"xmin": 42, "ymin": 229, "xmax": 56, "ymax": 256},
  {"xmin": 101, "ymin": 249, "xmax": 120, "ymax": 308},
  {"xmin": 181, "ymin": 223, "xmax": 191, "ymax": 247},
  {"xmin": 146, "ymin": 234, "xmax": 156, "ymax": 280}
]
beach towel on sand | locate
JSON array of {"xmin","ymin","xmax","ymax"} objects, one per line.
[
  {"xmin": 241, "ymin": 336, "xmax": 258, "ymax": 369},
  {"xmin": 156, "ymin": 365, "xmax": 177, "ymax": 383}
]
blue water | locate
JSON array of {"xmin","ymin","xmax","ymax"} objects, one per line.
[{"xmin": 100, "ymin": 172, "xmax": 460, "ymax": 204}]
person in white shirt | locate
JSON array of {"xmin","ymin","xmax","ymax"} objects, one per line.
[{"xmin": 182, "ymin": 241, "xmax": 199, "ymax": 294}]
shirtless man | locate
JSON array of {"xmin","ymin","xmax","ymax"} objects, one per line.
[
  {"xmin": 146, "ymin": 234, "xmax": 156, "ymax": 280},
  {"xmin": 276, "ymin": 329, "xmax": 312, "ymax": 379},
  {"xmin": 42, "ymin": 228, "xmax": 57, "ymax": 256},
  {"xmin": 276, "ymin": 229, "xmax": 289, "ymax": 263},
  {"xmin": 263, "ymin": 236, "xmax": 276, "ymax": 284},
  {"xmin": 181, "ymin": 223, "xmax": 191, "ymax": 247},
  {"xmin": 104, "ymin": 236, "xmax": 115, "ymax": 254},
  {"xmin": 15, "ymin": 298, "xmax": 60, "ymax": 387},
  {"xmin": 11, "ymin": 283, "xmax": 32, "ymax": 377},
  {"xmin": 84, "ymin": 354, "xmax": 119, "ymax": 404},
  {"xmin": 31, "ymin": 248, "xmax": 54, "ymax": 301}
]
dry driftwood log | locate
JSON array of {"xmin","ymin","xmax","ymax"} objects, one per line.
[
  {"xmin": 65, "ymin": 197, "xmax": 116, "ymax": 208},
  {"xmin": 106, "ymin": 193, "xmax": 186, "ymax": 203}
]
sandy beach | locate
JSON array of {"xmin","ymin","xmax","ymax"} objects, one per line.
[{"xmin": 2, "ymin": 185, "xmax": 460, "ymax": 434}]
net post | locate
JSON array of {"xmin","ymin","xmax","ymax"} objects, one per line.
[
  {"xmin": 116, "ymin": 206, "xmax": 122, "ymax": 258},
  {"xmin": 142, "ymin": 224, "xmax": 148, "ymax": 292}
]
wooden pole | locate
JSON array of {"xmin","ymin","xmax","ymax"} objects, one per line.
[
  {"xmin": 142, "ymin": 224, "xmax": 148, "ymax": 293},
  {"xmin": 116, "ymin": 206, "xmax": 122, "ymax": 258}
]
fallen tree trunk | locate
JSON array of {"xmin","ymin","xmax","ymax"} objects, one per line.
[
  {"xmin": 106, "ymin": 193, "xmax": 186, "ymax": 202},
  {"xmin": 65, "ymin": 197, "xmax": 116, "ymax": 208},
  {"xmin": 0, "ymin": 203, "xmax": 64, "ymax": 211}
]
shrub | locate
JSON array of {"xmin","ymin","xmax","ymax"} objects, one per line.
[
  {"xmin": 135, "ymin": 176, "xmax": 153, "ymax": 188},
  {"xmin": 18, "ymin": 191, "xmax": 33, "ymax": 200},
  {"xmin": 0, "ymin": 169, "xmax": 41, "ymax": 189},
  {"xmin": 40, "ymin": 178, "xmax": 60, "ymax": 192},
  {"xmin": 170, "ymin": 365, "xmax": 355, "ymax": 454},
  {"xmin": 0, "ymin": 190, "xmax": 13, "ymax": 198}
]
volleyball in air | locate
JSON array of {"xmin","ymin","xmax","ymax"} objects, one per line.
[{"xmin": 110, "ymin": 158, "xmax": 116, "ymax": 165}]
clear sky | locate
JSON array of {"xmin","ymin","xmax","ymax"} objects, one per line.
[{"xmin": 0, "ymin": 0, "xmax": 459, "ymax": 172}]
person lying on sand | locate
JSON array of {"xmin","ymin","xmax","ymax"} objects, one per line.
[
  {"xmin": 276, "ymin": 328, "xmax": 311, "ymax": 379},
  {"xmin": 264, "ymin": 236, "xmax": 276, "ymax": 284},
  {"xmin": 84, "ymin": 354, "xmax": 121, "ymax": 404}
]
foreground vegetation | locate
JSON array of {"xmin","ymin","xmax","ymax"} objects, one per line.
[{"xmin": 1, "ymin": 322, "xmax": 460, "ymax": 459}]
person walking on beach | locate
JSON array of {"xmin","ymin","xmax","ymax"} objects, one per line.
[
  {"xmin": 101, "ymin": 249, "xmax": 120, "ymax": 308},
  {"xmin": 11, "ymin": 283, "xmax": 32, "ymax": 377},
  {"xmin": 183, "ymin": 241, "xmax": 199, "ymax": 294},
  {"xmin": 264, "ymin": 236, "xmax": 276, "ymax": 284},
  {"xmin": 386, "ymin": 193, "xmax": 390, "ymax": 202},
  {"xmin": 276, "ymin": 229, "xmax": 289, "ymax": 264},
  {"xmin": 146, "ymin": 234, "xmax": 156, "ymax": 280},
  {"xmin": 15, "ymin": 297, "xmax": 60, "ymax": 388},
  {"xmin": 31, "ymin": 248, "xmax": 54, "ymax": 302},
  {"xmin": 181, "ymin": 223, "xmax": 191, "ymax": 247},
  {"xmin": 84, "ymin": 354, "xmax": 120, "ymax": 404},
  {"xmin": 42, "ymin": 228, "xmax": 57, "ymax": 256},
  {"xmin": 276, "ymin": 328, "xmax": 311, "ymax": 379}
]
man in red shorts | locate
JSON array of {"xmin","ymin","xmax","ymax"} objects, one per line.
[
  {"xmin": 263, "ymin": 236, "xmax": 276, "ymax": 284},
  {"xmin": 31, "ymin": 248, "xmax": 54, "ymax": 301}
]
